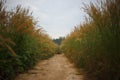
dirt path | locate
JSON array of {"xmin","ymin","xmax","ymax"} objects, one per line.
[{"xmin": 15, "ymin": 54, "xmax": 84, "ymax": 80}]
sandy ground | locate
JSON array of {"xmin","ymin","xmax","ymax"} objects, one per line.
[{"xmin": 15, "ymin": 54, "xmax": 84, "ymax": 80}]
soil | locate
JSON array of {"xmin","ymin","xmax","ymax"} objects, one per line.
[{"xmin": 15, "ymin": 54, "xmax": 84, "ymax": 80}]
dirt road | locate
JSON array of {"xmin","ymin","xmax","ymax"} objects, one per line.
[{"xmin": 15, "ymin": 54, "xmax": 84, "ymax": 80}]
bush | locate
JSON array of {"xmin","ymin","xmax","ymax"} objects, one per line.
[
  {"xmin": 0, "ymin": 1, "xmax": 57, "ymax": 80},
  {"xmin": 62, "ymin": 0, "xmax": 120, "ymax": 80}
]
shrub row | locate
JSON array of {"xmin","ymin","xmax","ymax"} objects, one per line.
[
  {"xmin": 61, "ymin": 0, "xmax": 120, "ymax": 80},
  {"xmin": 0, "ymin": 1, "xmax": 57, "ymax": 80}
]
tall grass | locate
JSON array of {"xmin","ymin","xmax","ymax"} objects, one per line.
[
  {"xmin": 0, "ymin": 1, "xmax": 57, "ymax": 80},
  {"xmin": 61, "ymin": 0, "xmax": 120, "ymax": 80}
]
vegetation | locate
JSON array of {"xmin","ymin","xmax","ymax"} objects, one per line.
[
  {"xmin": 53, "ymin": 37, "xmax": 64, "ymax": 54},
  {"xmin": 0, "ymin": 1, "xmax": 57, "ymax": 80},
  {"xmin": 53, "ymin": 37, "xmax": 65, "ymax": 45},
  {"xmin": 61, "ymin": 0, "xmax": 120, "ymax": 80}
]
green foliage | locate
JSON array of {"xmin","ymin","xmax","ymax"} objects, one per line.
[
  {"xmin": 52, "ymin": 37, "xmax": 64, "ymax": 54},
  {"xmin": 53, "ymin": 37, "xmax": 65, "ymax": 45},
  {"xmin": 62, "ymin": 0, "xmax": 120, "ymax": 80},
  {"xmin": 0, "ymin": 1, "xmax": 57, "ymax": 80}
]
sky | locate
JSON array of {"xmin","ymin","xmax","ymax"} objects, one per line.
[{"xmin": 6, "ymin": 0, "xmax": 96, "ymax": 39}]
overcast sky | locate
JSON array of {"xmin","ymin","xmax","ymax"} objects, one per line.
[{"xmin": 6, "ymin": 0, "xmax": 96, "ymax": 39}]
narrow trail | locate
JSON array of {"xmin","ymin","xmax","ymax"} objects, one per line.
[{"xmin": 15, "ymin": 54, "xmax": 84, "ymax": 80}]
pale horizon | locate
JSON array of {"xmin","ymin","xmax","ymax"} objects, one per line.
[{"xmin": 6, "ymin": 0, "xmax": 96, "ymax": 39}]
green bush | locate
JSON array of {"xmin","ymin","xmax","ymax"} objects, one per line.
[
  {"xmin": 0, "ymin": 1, "xmax": 57, "ymax": 80},
  {"xmin": 62, "ymin": 0, "xmax": 120, "ymax": 80}
]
